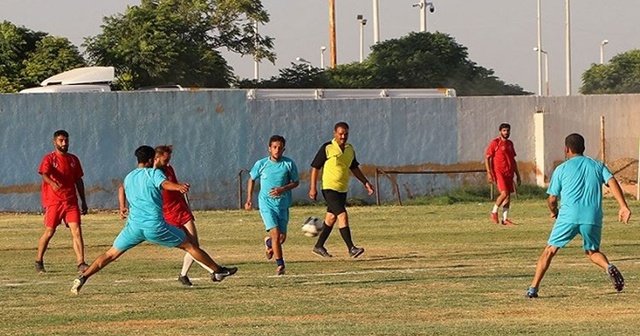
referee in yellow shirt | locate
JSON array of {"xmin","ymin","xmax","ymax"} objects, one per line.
[{"xmin": 309, "ymin": 122, "xmax": 375, "ymax": 258}]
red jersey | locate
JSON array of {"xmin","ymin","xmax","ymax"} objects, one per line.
[
  {"xmin": 38, "ymin": 152, "xmax": 84, "ymax": 207},
  {"xmin": 161, "ymin": 165, "xmax": 193, "ymax": 226},
  {"xmin": 485, "ymin": 137, "xmax": 517, "ymax": 176}
]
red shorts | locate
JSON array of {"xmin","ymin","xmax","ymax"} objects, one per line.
[
  {"xmin": 495, "ymin": 173, "xmax": 515, "ymax": 193},
  {"xmin": 44, "ymin": 203, "xmax": 81, "ymax": 228},
  {"xmin": 165, "ymin": 210, "xmax": 195, "ymax": 228}
]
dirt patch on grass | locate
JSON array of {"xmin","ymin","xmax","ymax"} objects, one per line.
[{"xmin": 607, "ymin": 157, "xmax": 638, "ymax": 197}]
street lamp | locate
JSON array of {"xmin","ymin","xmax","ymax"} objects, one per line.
[
  {"xmin": 357, "ymin": 15, "xmax": 367, "ymax": 63},
  {"xmin": 372, "ymin": 0, "xmax": 380, "ymax": 43},
  {"xmin": 320, "ymin": 46, "xmax": 327, "ymax": 69},
  {"xmin": 565, "ymin": 0, "xmax": 571, "ymax": 95},
  {"xmin": 600, "ymin": 39, "xmax": 609, "ymax": 64},
  {"xmin": 412, "ymin": 1, "xmax": 435, "ymax": 32},
  {"xmin": 296, "ymin": 57, "xmax": 312, "ymax": 70},
  {"xmin": 534, "ymin": 47, "xmax": 549, "ymax": 96}
]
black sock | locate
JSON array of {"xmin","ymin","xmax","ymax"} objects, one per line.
[
  {"xmin": 315, "ymin": 223, "xmax": 333, "ymax": 248},
  {"xmin": 339, "ymin": 226, "xmax": 355, "ymax": 250}
]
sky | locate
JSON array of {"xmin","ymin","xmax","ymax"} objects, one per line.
[{"xmin": 2, "ymin": 0, "xmax": 639, "ymax": 96}]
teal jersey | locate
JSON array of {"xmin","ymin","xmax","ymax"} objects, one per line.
[
  {"xmin": 547, "ymin": 156, "xmax": 613, "ymax": 226},
  {"xmin": 249, "ymin": 156, "xmax": 299, "ymax": 210},
  {"xmin": 124, "ymin": 168, "xmax": 167, "ymax": 225}
]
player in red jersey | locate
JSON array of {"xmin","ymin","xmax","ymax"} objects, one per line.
[
  {"xmin": 154, "ymin": 145, "xmax": 213, "ymax": 286},
  {"xmin": 485, "ymin": 123, "xmax": 521, "ymax": 226},
  {"xmin": 36, "ymin": 130, "xmax": 88, "ymax": 273}
]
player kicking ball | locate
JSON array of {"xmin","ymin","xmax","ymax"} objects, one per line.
[
  {"xmin": 245, "ymin": 135, "xmax": 299, "ymax": 276},
  {"xmin": 71, "ymin": 146, "xmax": 237, "ymax": 294}
]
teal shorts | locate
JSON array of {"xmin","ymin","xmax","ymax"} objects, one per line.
[
  {"xmin": 113, "ymin": 220, "xmax": 186, "ymax": 252},
  {"xmin": 547, "ymin": 222, "xmax": 602, "ymax": 251},
  {"xmin": 259, "ymin": 207, "xmax": 289, "ymax": 234}
]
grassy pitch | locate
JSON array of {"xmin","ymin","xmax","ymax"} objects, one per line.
[{"xmin": 1, "ymin": 199, "xmax": 639, "ymax": 335}]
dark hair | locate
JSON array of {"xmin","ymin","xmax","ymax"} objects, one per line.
[
  {"xmin": 334, "ymin": 121, "xmax": 349, "ymax": 131},
  {"xmin": 135, "ymin": 145, "xmax": 156, "ymax": 163},
  {"xmin": 155, "ymin": 144, "xmax": 173, "ymax": 155},
  {"xmin": 565, "ymin": 133, "xmax": 585, "ymax": 154},
  {"xmin": 499, "ymin": 123, "xmax": 511, "ymax": 131},
  {"xmin": 269, "ymin": 135, "xmax": 286, "ymax": 146},
  {"xmin": 53, "ymin": 130, "xmax": 69, "ymax": 138}
]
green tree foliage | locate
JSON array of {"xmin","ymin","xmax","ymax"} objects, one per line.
[
  {"xmin": 581, "ymin": 50, "xmax": 640, "ymax": 94},
  {"xmin": 238, "ymin": 63, "xmax": 329, "ymax": 88},
  {"xmin": 0, "ymin": 21, "xmax": 83, "ymax": 93},
  {"xmin": 84, "ymin": 0, "xmax": 274, "ymax": 90},
  {"xmin": 241, "ymin": 32, "xmax": 527, "ymax": 96}
]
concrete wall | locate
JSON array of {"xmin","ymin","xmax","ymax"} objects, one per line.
[{"xmin": 1, "ymin": 91, "xmax": 638, "ymax": 211}]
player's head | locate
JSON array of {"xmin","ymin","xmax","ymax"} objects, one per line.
[
  {"xmin": 333, "ymin": 121, "xmax": 349, "ymax": 146},
  {"xmin": 154, "ymin": 145, "xmax": 173, "ymax": 168},
  {"xmin": 134, "ymin": 145, "xmax": 156, "ymax": 166},
  {"xmin": 498, "ymin": 123, "xmax": 511, "ymax": 139},
  {"xmin": 52, "ymin": 130, "xmax": 69, "ymax": 153},
  {"xmin": 268, "ymin": 135, "xmax": 286, "ymax": 161},
  {"xmin": 565, "ymin": 133, "xmax": 585, "ymax": 155}
]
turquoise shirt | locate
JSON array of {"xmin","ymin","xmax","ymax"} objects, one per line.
[
  {"xmin": 547, "ymin": 156, "xmax": 613, "ymax": 226},
  {"xmin": 249, "ymin": 156, "xmax": 299, "ymax": 210},
  {"xmin": 124, "ymin": 168, "xmax": 167, "ymax": 225}
]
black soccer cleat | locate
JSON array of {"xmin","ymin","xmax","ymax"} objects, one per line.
[{"xmin": 212, "ymin": 266, "xmax": 238, "ymax": 282}]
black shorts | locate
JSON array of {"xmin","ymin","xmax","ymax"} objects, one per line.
[{"xmin": 322, "ymin": 189, "xmax": 347, "ymax": 215}]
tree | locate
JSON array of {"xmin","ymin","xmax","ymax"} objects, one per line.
[
  {"xmin": 580, "ymin": 50, "xmax": 640, "ymax": 94},
  {"xmin": 84, "ymin": 0, "xmax": 274, "ymax": 90},
  {"xmin": 0, "ymin": 21, "xmax": 84, "ymax": 93},
  {"xmin": 241, "ymin": 32, "xmax": 527, "ymax": 96},
  {"xmin": 238, "ymin": 63, "xmax": 330, "ymax": 88}
]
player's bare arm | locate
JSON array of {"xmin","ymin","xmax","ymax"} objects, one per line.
[
  {"xmin": 484, "ymin": 156, "xmax": 494, "ymax": 183},
  {"xmin": 40, "ymin": 173, "xmax": 60, "ymax": 191},
  {"xmin": 607, "ymin": 177, "xmax": 631, "ymax": 224},
  {"xmin": 309, "ymin": 167, "xmax": 320, "ymax": 200},
  {"xmin": 245, "ymin": 178, "xmax": 255, "ymax": 210},
  {"xmin": 269, "ymin": 180, "xmax": 300, "ymax": 197},
  {"xmin": 351, "ymin": 167, "xmax": 375, "ymax": 195},
  {"xmin": 161, "ymin": 180, "xmax": 190, "ymax": 194},
  {"xmin": 118, "ymin": 183, "xmax": 128, "ymax": 219},
  {"xmin": 75, "ymin": 178, "xmax": 88, "ymax": 215},
  {"xmin": 514, "ymin": 161, "xmax": 522, "ymax": 186},
  {"xmin": 547, "ymin": 195, "xmax": 559, "ymax": 219}
]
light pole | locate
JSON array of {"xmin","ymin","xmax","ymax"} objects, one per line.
[
  {"xmin": 412, "ymin": 1, "xmax": 435, "ymax": 32},
  {"xmin": 536, "ymin": 0, "xmax": 543, "ymax": 96},
  {"xmin": 253, "ymin": 20, "xmax": 259, "ymax": 80},
  {"xmin": 320, "ymin": 46, "xmax": 327, "ymax": 69},
  {"xmin": 357, "ymin": 15, "xmax": 367, "ymax": 62},
  {"xmin": 565, "ymin": 0, "xmax": 572, "ymax": 95},
  {"xmin": 296, "ymin": 57, "xmax": 312, "ymax": 70},
  {"xmin": 534, "ymin": 47, "xmax": 549, "ymax": 96},
  {"xmin": 372, "ymin": 0, "xmax": 380, "ymax": 43},
  {"xmin": 600, "ymin": 39, "xmax": 609, "ymax": 64}
]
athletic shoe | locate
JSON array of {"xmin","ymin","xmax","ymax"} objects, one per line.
[
  {"xmin": 490, "ymin": 212, "xmax": 499, "ymax": 224},
  {"xmin": 525, "ymin": 287, "xmax": 538, "ymax": 298},
  {"xmin": 35, "ymin": 261, "xmax": 46, "ymax": 274},
  {"xmin": 71, "ymin": 275, "xmax": 86, "ymax": 295},
  {"xmin": 349, "ymin": 246, "xmax": 365, "ymax": 258},
  {"xmin": 502, "ymin": 219, "xmax": 515, "ymax": 226},
  {"xmin": 312, "ymin": 246, "xmax": 333, "ymax": 258},
  {"xmin": 264, "ymin": 237, "xmax": 273, "ymax": 260},
  {"xmin": 212, "ymin": 266, "xmax": 238, "ymax": 282},
  {"xmin": 77, "ymin": 262, "xmax": 89, "ymax": 273},
  {"xmin": 607, "ymin": 264, "xmax": 624, "ymax": 292},
  {"xmin": 276, "ymin": 265, "xmax": 286, "ymax": 276},
  {"xmin": 178, "ymin": 275, "xmax": 193, "ymax": 287}
]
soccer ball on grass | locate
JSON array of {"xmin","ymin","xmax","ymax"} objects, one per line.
[{"xmin": 301, "ymin": 217, "xmax": 323, "ymax": 237}]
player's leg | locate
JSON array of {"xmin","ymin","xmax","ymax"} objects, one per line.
[
  {"xmin": 71, "ymin": 224, "xmax": 141, "ymax": 294},
  {"xmin": 490, "ymin": 176, "xmax": 507, "ymax": 223},
  {"xmin": 178, "ymin": 220, "xmax": 214, "ymax": 282},
  {"xmin": 527, "ymin": 223, "xmax": 577, "ymax": 297},
  {"xmin": 36, "ymin": 204, "xmax": 63, "ymax": 273},
  {"xmin": 273, "ymin": 208, "xmax": 289, "ymax": 275},
  {"xmin": 313, "ymin": 190, "xmax": 338, "ymax": 257},
  {"xmin": 495, "ymin": 174, "xmax": 515, "ymax": 225},
  {"xmin": 581, "ymin": 225, "xmax": 624, "ymax": 291},
  {"xmin": 65, "ymin": 204, "xmax": 87, "ymax": 271}
]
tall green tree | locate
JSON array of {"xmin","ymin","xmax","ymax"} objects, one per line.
[
  {"xmin": 581, "ymin": 50, "xmax": 640, "ymax": 94},
  {"xmin": 84, "ymin": 0, "xmax": 274, "ymax": 90},
  {"xmin": 0, "ymin": 21, "xmax": 83, "ymax": 92}
]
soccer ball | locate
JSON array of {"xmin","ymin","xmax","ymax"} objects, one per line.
[{"xmin": 301, "ymin": 216, "xmax": 323, "ymax": 237}]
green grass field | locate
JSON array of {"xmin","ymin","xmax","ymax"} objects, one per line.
[{"xmin": 1, "ymin": 199, "xmax": 639, "ymax": 335}]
